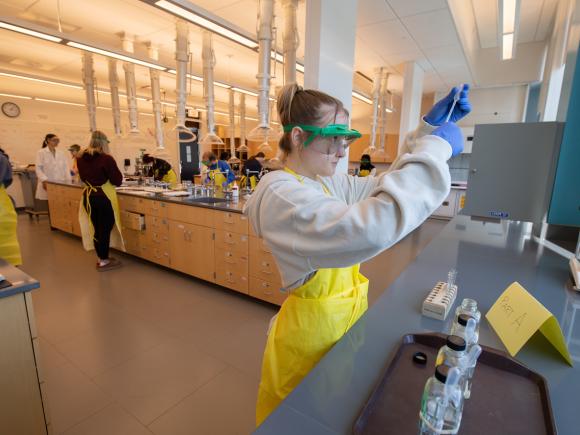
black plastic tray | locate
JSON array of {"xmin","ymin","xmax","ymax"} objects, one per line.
[{"xmin": 353, "ymin": 333, "xmax": 556, "ymax": 434}]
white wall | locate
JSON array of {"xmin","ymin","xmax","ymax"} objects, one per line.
[{"xmin": 0, "ymin": 97, "xmax": 179, "ymax": 172}]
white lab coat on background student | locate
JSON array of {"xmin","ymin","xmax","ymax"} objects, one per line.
[{"xmin": 35, "ymin": 147, "xmax": 71, "ymax": 200}]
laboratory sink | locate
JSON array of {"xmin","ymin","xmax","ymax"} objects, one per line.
[{"xmin": 185, "ymin": 197, "xmax": 231, "ymax": 204}]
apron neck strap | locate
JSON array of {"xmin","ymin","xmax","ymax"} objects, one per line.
[{"xmin": 283, "ymin": 167, "xmax": 330, "ymax": 196}]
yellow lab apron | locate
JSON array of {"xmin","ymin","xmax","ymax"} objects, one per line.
[
  {"xmin": 209, "ymin": 168, "xmax": 227, "ymax": 188},
  {"xmin": 78, "ymin": 181, "xmax": 125, "ymax": 252},
  {"xmin": 256, "ymin": 168, "xmax": 369, "ymax": 426},
  {"xmin": 358, "ymin": 169, "xmax": 370, "ymax": 177},
  {"xmin": 159, "ymin": 168, "xmax": 178, "ymax": 186},
  {"xmin": 0, "ymin": 185, "xmax": 22, "ymax": 265}
]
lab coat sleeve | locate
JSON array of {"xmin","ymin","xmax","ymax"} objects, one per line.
[
  {"xmin": 35, "ymin": 150, "xmax": 48, "ymax": 183},
  {"xmin": 259, "ymin": 134, "xmax": 452, "ymax": 272},
  {"xmin": 320, "ymin": 121, "xmax": 439, "ymax": 205}
]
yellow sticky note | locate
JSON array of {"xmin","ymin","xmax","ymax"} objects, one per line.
[{"xmin": 486, "ymin": 282, "xmax": 573, "ymax": 366}]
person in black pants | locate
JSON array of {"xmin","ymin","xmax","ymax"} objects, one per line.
[{"xmin": 77, "ymin": 131, "xmax": 123, "ymax": 271}]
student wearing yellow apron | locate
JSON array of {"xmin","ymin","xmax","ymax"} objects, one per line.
[
  {"xmin": 0, "ymin": 148, "xmax": 22, "ymax": 266},
  {"xmin": 142, "ymin": 154, "xmax": 178, "ymax": 186},
  {"xmin": 358, "ymin": 153, "xmax": 376, "ymax": 177},
  {"xmin": 76, "ymin": 131, "xmax": 125, "ymax": 272},
  {"xmin": 201, "ymin": 151, "xmax": 235, "ymax": 188},
  {"xmin": 244, "ymin": 84, "xmax": 471, "ymax": 426}
]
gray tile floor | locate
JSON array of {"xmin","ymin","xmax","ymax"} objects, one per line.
[{"xmin": 17, "ymin": 214, "xmax": 446, "ymax": 435}]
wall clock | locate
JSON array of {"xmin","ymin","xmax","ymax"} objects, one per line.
[{"xmin": 2, "ymin": 102, "xmax": 21, "ymax": 118}]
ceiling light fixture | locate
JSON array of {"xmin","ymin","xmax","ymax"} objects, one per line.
[
  {"xmin": 0, "ymin": 92, "xmax": 32, "ymax": 100},
  {"xmin": 35, "ymin": 97, "xmax": 84, "ymax": 106},
  {"xmin": 0, "ymin": 71, "xmax": 83, "ymax": 89},
  {"xmin": 352, "ymin": 91, "xmax": 372, "ymax": 105},
  {"xmin": 499, "ymin": 0, "xmax": 520, "ymax": 60},
  {"xmin": 0, "ymin": 21, "xmax": 63, "ymax": 43},
  {"xmin": 67, "ymin": 41, "xmax": 166, "ymax": 70},
  {"xmin": 231, "ymin": 87, "xmax": 258, "ymax": 97},
  {"xmin": 155, "ymin": 0, "xmax": 258, "ymax": 49}
]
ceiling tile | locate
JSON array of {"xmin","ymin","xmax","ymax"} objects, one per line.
[
  {"xmin": 387, "ymin": 0, "xmax": 447, "ymax": 18},
  {"xmin": 472, "ymin": 0, "xmax": 498, "ymax": 49},
  {"xmin": 357, "ymin": 19, "xmax": 418, "ymax": 58},
  {"xmin": 439, "ymin": 65, "xmax": 473, "ymax": 87},
  {"xmin": 518, "ymin": 0, "xmax": 545, "ymax": 43},
  {"xmin": 401, "ymin": 9, "xmax": 459, "ymax": 50},
  {"xmin": 357, "ymin": 0, "xmax": 397, "ymax": 27},
  {"xmin": 425, "ymin": 44, "xmax": 467, "ymax": 72},
  {"xmin": 535, "ymin": 0, "xmax": 559, "ymax": 41}
]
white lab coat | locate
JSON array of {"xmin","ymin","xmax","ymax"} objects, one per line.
[
  {"xmin": 35, "ymin": 147, "xmax": 71, "ymax": 200},
  {"xmin": 243, "ymin": 121, "xmax": 452, "ymax": 289}
]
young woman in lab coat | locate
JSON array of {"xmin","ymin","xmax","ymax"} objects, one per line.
[
  {"xmin": 244, "ymin": 84, "xmax": 470, "ymax": 425},
  {"xmin": 0, "ymin": 148, "xmax": 21, "ymax": 265},
  {"xmin": 35, "ymin": 134, "xmax": 71, "ymax": 201}
]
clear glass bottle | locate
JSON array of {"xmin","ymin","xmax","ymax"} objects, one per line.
[
  {"xmin": 450, "ymin": 313, "xmax": 479, "ymax": 348},
  {"xmin": 436, "ymin": 335, "xmax": 469, "ymax": 394},
  {"xmin": 419, "ymin": 364, "xmax": 464, "ymax": 435},
  {"xmin": 455, "ymin": 298, "xmax": 481, "ymax": 337}
]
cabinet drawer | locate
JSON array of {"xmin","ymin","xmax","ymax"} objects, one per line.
[
  {"xmin": 146, "ymin": 200, "xmax": 169, "ymax": 217},
  {"xmin": 141, "ymin": 244, "xmax": 170, "ymax": 267},
  {"xmin": 65, "ymin": 187, "xmax": 81, "ymax": 201},
  {"xmin": 216, "ymin": 266, "xmax": 249, "ymax": 294},
  {"xmin": 215, "ymin": 230, "xmax": 249, "ymax": 254},
  {"xmin": 249, "ymin": 236, "xmax": 272, "ymax": 254},
  {"xmin": 122, "ymin": 228, "xmax": 144, "ymax": 256},
  {"xmin": 118, "ymin": 195, "xmax": 147, "ymax": 214},
  {"xmin": 121, "ymin": 211, "xmax": 145, "ymax": 231},
  {"xmin": 214, "ymin": 211, "xmax": 248, "ymax": 234},
  {"xmin": 249, "ymin": 277, "xmax": 286, "ymax": 305},
  {"xmin": 167, "ymin": 204, "xmax": 214, "ymax": 227},
  {"xmin": 216, "ymin": 249, "xmax": 249, "ymax": 270},
  {"xmin": 250, "ymin": 250, "xmax": 282, "ymax": 283},
  {"xmin": 145, "ymin": 215, "xmax": 169, "ymax": 234}
]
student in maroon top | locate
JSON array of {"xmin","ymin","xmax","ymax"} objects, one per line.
[{"xmin": 77, "ymin": 131, "xmax": 123, "ymax": 271}]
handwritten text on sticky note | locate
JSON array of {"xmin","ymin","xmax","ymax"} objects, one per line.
[{"xmin": 486, "ymin": 282, "xmax": 572, "ymax": 366}]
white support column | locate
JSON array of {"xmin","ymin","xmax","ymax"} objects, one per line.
[
  {"xmin": 304, "ymin": 0, "xmax": 358, "ymax": 173},
  {"xmin": 148, "ymin": 43, "xmax": 165, "ymax": 149},
  {"xmin": 398, "ymin": 61, "xmax": 424, "ymax": 154}
]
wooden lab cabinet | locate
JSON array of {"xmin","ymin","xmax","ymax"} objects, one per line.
[{"xmin": 47, "ymin": 184, "xmax": 287, "ymax": 305}]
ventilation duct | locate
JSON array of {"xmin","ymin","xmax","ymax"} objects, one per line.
[
  {"xmin": 148, "ymin": 44, "xmax": 165, "ymax": 149},
  {"xmin": 238, "ymin": 93, "xmax": 249, "ymax": 153},
  {"xmin": 282, "ymin": 0, "xmax": 299, "ymax": 85},
  {"xmin": 248, "ymin": 0, "xmax": 279, "ymax": 143},
  {"xmin": 81, "ymin": 51, "xmax": 97, "ymax": 132},
  {"xmin": 365, "ymin": 67, "xmax": 382, "ymax": 154},
  {"xmin": 107, "ymin": 59, "xmax": 122, "ymax": 136},
  {"xmin": 372, "ymin": 72, "xmax": 390, "ymax": 160},
  {"xmin": 200, "ymin": 31, "xmax": 223, "ymax": 146},
  {"xmin": 122, "ymin": 34, "xmax": 139, "ymax": 133},
  {"xmin": 175, "ymin": 20, "xmax": 188, "ymax": 129},
  {"xmin": 228, "ymin": 89, "xmax": 240, "ymax": 165}
]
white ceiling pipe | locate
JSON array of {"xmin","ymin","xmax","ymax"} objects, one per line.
[
  {"xmin": 148, "ymin": 44, "xmax": 165, "ymax": 149},
  {"xmin": 368, "ymin": 67, "xmax": 383, "ymax": 151},
  {"xmin": 121, "ymin": 33, "xmax": 139, "ymax": 133},
  {"xmin": 248, "ymin": 0, "xmax": 275, "ymax": 142},
  {"xmin": 81, "ymin": 51, "xmax": 97, "ymax": 132},
  {"xmin": 175, "ymin": 20, "xmax": 189, "ymax": 128},
  {"xmin": 238, "ymin": 93, "xmax": 248, "ymax": 152},
  {"xmin": 282, "ymin": 0, "xmax": 299, "ymax": 85},
  {"xmin": 378, "ymin": 72, "xmax": 390, "ymax": 153},
  {"xmin": 200, "ymin": 31, "xmax": 223, "ymax": 145},
  {"xmin": 107, "ymin": 59, "xmax": 122, "ymax": 136},
  {"xmin": 228, "ymin": 89, "xmax": 240, "ymax": 164}
]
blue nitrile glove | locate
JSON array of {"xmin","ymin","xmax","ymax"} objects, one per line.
[
  {"xmin": 432, "ymin": 122, "xmax": 464, "ymax": 157},
  {"xmin": 424, "ymin": 84, "xmax": 471, "ymax": 126}
]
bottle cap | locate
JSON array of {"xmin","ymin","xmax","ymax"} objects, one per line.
[
  {"xmin": 446, "ymin": 335, "xmax": 466, "ymax": 351},
  {"xmin": 458, "ymin": 313, "xmax": 475, "ymax": 327},
  {"xmin": 435, "ymin": 364, "xmax": 450, "ymax": 383}
]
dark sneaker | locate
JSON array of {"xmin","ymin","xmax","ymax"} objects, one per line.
[{"xmin": 96, "ymin": 258, "xmax": 122, "ymax": 272}]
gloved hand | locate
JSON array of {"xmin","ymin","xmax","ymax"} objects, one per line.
[
  {"xmin": 431, "ymin": 122, "xmax": 464, "ymax": 157},
  {"xmin": 424, "ymin": 84, "xmax": 471, "ymax": 126}
]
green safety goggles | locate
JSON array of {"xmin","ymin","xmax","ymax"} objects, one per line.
[{"xmin": 283, "ymin": 123, "xmax": 362, "ymax": 146}]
